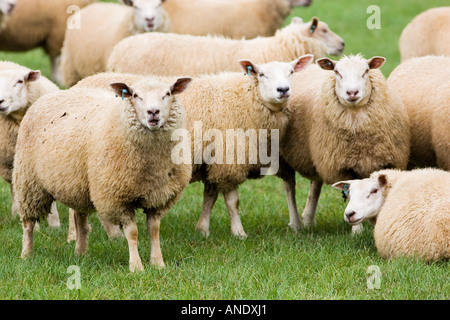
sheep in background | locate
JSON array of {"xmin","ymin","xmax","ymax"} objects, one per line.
[
  {"xmin": 399, "ymin": 7, "xmax": 450, "ymax": 61},
  {"xmin": 0, "ymin": 61, "xmax": 60, "ymax": 227},
  {"xmin": 0, "ymin": 0, "xmax": 15, "ymax": 29},
  {"xmin": 279, "ymin": 54, "xmax": 410, "ymax": 233},
  {"xmin": 387, "ymin": 55, "xmax": 450, "ymax": 170},
  {"xmin": 107, "ymin": 17, "xmax": 344, "ymax": 76},
  {"xmin": 60, "ymin": 0, "xmax": 170, "ymax": 88},
  {"xmin": 0, "ymin": 0, "xmax": 96, "ymax": 83},
  {"xmin": 333, "ymin": 168, "xmax": 450, "ymax": 262},
  {"xmin": 163, "ymin": 0, "xmax": 312, "ymax": 39}
]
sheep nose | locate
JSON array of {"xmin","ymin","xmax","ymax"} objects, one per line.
[
  {"xmin": 147, "ymin": 109, "xmax": 160, "ymax": 116},
  {"xmin": 345, "ymin": 211, "xmax": 356, "ymax": 220},
  {"xmin": 277, "ymin": 87, "xmax": 290, "ymax": 97},
  {"xmin": 347, "ymin": 90, "xmax": 359, "ymax": 97},
  {"xmin": 0, "ymin": 99, "xmax": 3, "ymax": 104},
  {"xmin": 7, "ymin": 3, "xmax": 15, "ymax": 14}
]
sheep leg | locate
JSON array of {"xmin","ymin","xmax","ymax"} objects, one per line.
[
  {"xmin": 302, "ymin": 180, "xmax": 323, "ymax": 227},
  {"xmin": 21, "ymin": 218, "xmax": 36, "ymax": 258},
  {"xmin": 73, "ymin": 211, "xmax": 90, "ymax": 256},
  {"xmin": 146, "ymin": 211, "xmax": 165, "ymax": 268},
  {"xmin": 99, "ymin": 215, "xmax": 123, "ymax": 240},
  {"xmin": 46, "ymin": 201, "xmax": 61, "ymax": 228},
  {"xmin": 51, "ymin": 55, "xmax": 64, "ymax": 86},
  {"xmin": 67, "ymin": 208, "xmax": 77, "ymax": 243},
  {"xmin": 10, "ymin": 184, "xmax": 19, "ymax": 217},
  {"xmin": 283, "ymin": 174, "xmax": 302, "ymax": 231},
  {"xmin": 123, "ymin": 219, "xmax": 144, "ymax": 272},
  {"xmin": 224, "ymin": 189, "xmax": 247, "ymax": 239},
  {"xmin": 195, "ymin": 183, "xmax": 219, "ymax": 238}
]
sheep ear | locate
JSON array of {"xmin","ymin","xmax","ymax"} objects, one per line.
[
  {"xmin": 110, "ymin": 82, "xmax": 133, "ymax": 99},
  {"xmin": 25, "ymin": 70, "xmax": 41, "ymax": 82},
  {"xmin": 309, "ymin": 17, "xmax": 319, "ymax": 34},
  {"xmin": 332, "ymin": 181, "xmax": 351, "ymax": 191},
  {"xmin": 292, "ymin": 54, "xmax": 314, "ymax": 72},
  {"xmin": 377, "ymin": 174, "xmax": 388, "ymax": 188},
  {"xmin": 317, "ymin": 58, "xmax": 336, "ymax": 71},
  {"xmin": 368, "ymin": 56, "xmax": 386, "ymax": 69},
  {"xmin": 170, "ymin": 77, "xmax": 192, "ymax": 95},
  {"xmin": 119, "ymin": 0, "xmax": 134, "ymax": 6},
  {"xmin": 291, "ymin": 17, "xmax": 303, "ymax": 24},
  {"xmin": 239, "ymin": 59, "xmax": 259, "ymax": 77}
]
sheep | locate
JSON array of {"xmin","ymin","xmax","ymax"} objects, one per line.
[
  {"xmin": 0, "ymin": 0, "xmax": 15, "ymax": 29},
  {"xmin": 13, "ymin": 76, "xmax": 192, "ymax": 272},
  {"xmin": 74, "ymin": 55, "xmax": 314, "ymax": 239},
  {"xmin": 399, "ymin": 7, "xmax": 450, "ymax": 61},
  {"xmin": 60, "ymin": 0, "xmax": 170, "ymax": 88},
  {"xmin": 332, "ymin": 168, "xmax": 450, "ymax": 262},
  {"xmin": 107, "ymin": 17, "xmax": 344, "ymax": 77},
  {"xmin": 0, "ymin": 61, "xmax": 60, "ymax": 227},
  {"xmin": 387, "ymin": 55, "xmax": 450, "ymax": 171},
  {"xmin": 163, "ymin": 0, "xmax": 312, "ymax": 39},
  {"xmin": 0, "ymin": 0, "xmax": 96, "ymax": 83},
  {"xmin": 279, "ymin": 54, "xmax": 410, "ymax": 232}
]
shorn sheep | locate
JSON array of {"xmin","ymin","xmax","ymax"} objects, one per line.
[
  {"xmin": 75, "ymin": 55, "xmax": 314, "ymax": 238},
  {"xmin": 333, "ymin": 168, "xmax": 450, "ymax": 262},
  {"xmin": 107, "ymin": 17, "xmax": 344, "ymax": 77},
  {"xmin": 399, "ymin": 7, "xmax": 450, "ymax": 61},
  {"xmin": 0, "ymin": 0, "xmax": 15, "ymax": 29},
  {"xmin": 0, "ymin": 61, "xmax": 60, "ymax": 227},
  {"xmin": 279, "ymin": 54, "xmax": 410, "ymax": 233},
  {"xmin": 13, "ymin": 76, "xmax": 193, "ymax": 271},
  {"xmin": 387, "ymin": 55, "xmax": 450, "ymax": 171},
  {"xmin": 163, "ymin": 0, "xmax": 312, "ymax": 39},
  {"xmin": 60, "ymin": 0, "xmax": 170, "ymax": 88},
  {"xmin": 0, "ymin": 0, "xmax": 96, "ymax": 83}
]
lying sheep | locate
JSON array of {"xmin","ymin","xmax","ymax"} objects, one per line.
[
  {"xmin": 107, "ymin": 17, "xmax": 344, "ymax": 76},
  {"xmin": 279, "ymin": 54, "xmax": 410, "ymax": 231},
  {"xmin": 0, "ymin": 0, "xmax": 15, "ymax": 29},
  {"xmin": 399, "ymin": 7, "xmax": 450, "ymax": 61},
  {"xmin": 0, "ymin": 0, "xmax": 96, "ymax": 83},
  {"xmin": 163, "ymin": 0, "xmax": 312, "ymax": 39},
  {"xmin": 387, "ymin": 55, "xmax": 450, "ymax": 171},
  {"xmin": 13, "ymin": 76, "xmax": 193, "ymax": 271},
  {"xmin": 60, "ymin": 0, "xmax": 170, "ymax": 88},
  {"xmin": 0, "ymin": 61, "xmax": 60, "ymax": 227},
  {"xmin": 75, "ymin": 55, "xmax": 314, "ymax": 238},
  {"xmin": 333, "ymin": 168, "xmax": 450, "ymax": 262}
]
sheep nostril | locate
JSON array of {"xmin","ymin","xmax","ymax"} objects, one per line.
[
  {"xmin": 277, "ymin": 87, "xmax": 289, "ymax": 95},
  {"xmin": 0, "ymin": 99, "xmax": 4, "ymax": 104},
  {"xmin": 147, "ymin": 109, "xmax": 160, "ymax": 116},
  {"xmin": 345, "ymin": 211, "xmax": 356, "ymax": 219}
]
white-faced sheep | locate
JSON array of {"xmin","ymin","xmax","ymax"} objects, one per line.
[
  {"xmin": 279, "ymin": 54, "xmax": 410, "ymax": 232},
  {"xmin": 107, "ymin": 17, "xmax": 344, "ymax": 77},
  {"xmin": 13, "ymin": 76, "xmax": 193, "ymax": 272},
  {"xmin": 0, "ymin": 0, "xmax": 15, "ymax": 29},
  {"xmin": 387, "ymin": 55, "xmax": 450, "ymax": 171},
  {"xmin": 0, "ymin": 0, "xmax": 96, "ymax": 83},
  {"xmin": 333, "ymin": 168, "xmax": 450, "ymax": 262},
  {"xmin": 163, "ymin": 0, "xmax": 312, "ymax": 39},
  {"xmin": 74, "ymin": 55, "xmax": 314, "ymax": 239},
  {"xmin": 399, "ymin": 7, "xmax": 450, "ymax": 61},
  {"xmin": 60, "ymin": 0, "xmax": 170, "ymax": 88},
  {"xmin": 0, "ymin": 61, "xmax": 60, "ymax": 227}
]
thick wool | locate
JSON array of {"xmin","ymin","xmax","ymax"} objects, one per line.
[
  {"xmin": 60, "ymin": 2, "xmax": 170, "ymax": 87},
  {"xmin": 387, "ymin": 55, "xmax": 450, "ymax": 170},
  {"xmin": 399, "ymin": 7, "xmax": 450, "ymax": 61},
  {"xmin": 371, "ymin": 168, "xmax": 450, "ymax": 262},
  {"xmin": 107, "ymin": 20, "xmax": 329, "ymax": 76}
]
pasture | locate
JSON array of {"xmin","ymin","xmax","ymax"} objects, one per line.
[{"xmin": 0, "ymin": 0, "xmax": 448, "ymax": 301}]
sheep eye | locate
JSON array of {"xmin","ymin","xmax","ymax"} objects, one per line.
[
  {"xmin": 370, "ymin": 188, "xmax": 378, "ymax": 194},
  {"xmin": 164, "ymin": 91, "xmax": 170, "ymax": 98},
  {"xmin": 15, "ymin": 80, "xmax": 24, "ymax": 86},
  {"xmin": 334, "ymin": 70, "xmax": 342, "ymax": 78},
  {"xmin": 363, "ymin": 69, "xmax": 369, "ymax": 77}
]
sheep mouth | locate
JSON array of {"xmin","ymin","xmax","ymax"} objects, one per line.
[
  {"xmin": 146, "ymin": 23, "xmax": 155, "ymax": 31},
  {"xmin": 148, "ymin": 119, "xmax": 160, "ymax": 127},
  {"xmin": 346, "ymin": 218, "xmax": 363, "ymax": 225},
  {"xmin": 0, "ymin": 106, "xmax": 8, "ymax": 113}
]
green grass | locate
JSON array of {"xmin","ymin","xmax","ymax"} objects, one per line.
[{"xmin": 0, "ymin": 0, "xmax": 448, "ymax": 300}]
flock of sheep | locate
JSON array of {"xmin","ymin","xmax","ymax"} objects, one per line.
[{"xmin": 0, "ymin": 0, "xmax": 448, "ymax": 272}]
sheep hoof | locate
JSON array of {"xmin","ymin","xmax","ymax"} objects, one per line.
[
  {"xmin": 288, "ymin": 222, "xmax": 303, "ymax": 232},
  {"xmin": 232, "ymin": 230, "xmax": 248, "ymax": 240},
  {"xmin": 195, "ymin": 226, "xmax": 210, "ymax": 238},
  {"xmin": 150, "ymin": 258, "xmax": 166, "ymax": 268},
  {"xmin": 130, "ymin": 260, "xmax": 144, "ymax": 272}
]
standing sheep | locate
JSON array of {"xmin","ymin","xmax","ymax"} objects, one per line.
[
  {"xmin": 279, "ymin": 54, "xmax": 410, "ymax": 232},
  {"xmin": 163, "ymin": 0, "xmax": 312, "ymax": 39},
  {"xmin": 0, "ymin": 0, "xmax": 96, "ymax": 83},
  {"xmin": 332, "ymin": 168, "xmax": 450, "ymax": 262},
  {"xmin": 0, "ymin": 61, "xmax": 60, "ymax": 227},
  {"xmin": 399, "ymin": 7, "xmax": 450, "ymax": 61},
  {"xmin": 107, "ymin": 17, "xmax": 344, "ymax": 77},
  {"xmin": 387, "ymin": 55, "xmax": 450, "ymax": 171},
  {"xmin": 60, "ymin": 0, "xmax": 170, "ymax": 88},
  {"xmin": 13, "ymin": 76, "xmax": 192, "ymax": 271},
  {"xmin": 0, "ymin": 0, "xmax": 15, "ymax": 29}
]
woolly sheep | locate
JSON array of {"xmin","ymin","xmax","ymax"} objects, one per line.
[
  {"xmin": 0, "ymin": 0, "xmax": 15, "ymax": 29},
  {"xmin": 0, "ymin": 0, "xmax": 96, "ymax": 83},
  {"xmin": 0, "ymin": 61, "xmax": 60, "ymax": 227},
  {"xmin": 75, "ymin": 55, "xmax": 314, "ymax": 238},
  {"xmin": 163, "ymin": 0, "xmax": 312, "ymax": 39},
  {"xmin": 387, "ymin": 55, "xmax": 450, "ymax": 171},
  {"xmin": 13, "ymin": 76, "xmax": 193, "ymax": 271},
  {"xmin": 399, "ymin": 7, "xmax": 450, "ymax": 61},
  {"xmin": 60, "ymin": 0, "xmax": 170, "ymax": 88},
  {"xmin": 333, "ymin": 168, "xmax": 450, "ymax": 261},
  {"xmin": 107, "ymin": 17, "xmax": 344, "ymax": 77},
  {"xmin": 279, "ymin": 54, "xmax": 410, "ymax": 232}
]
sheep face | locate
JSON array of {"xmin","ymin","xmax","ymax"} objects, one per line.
[
  {"xmin": 122, "ymin": 0, "xmax": 167, "ymax": 32},
  {"xmin": 239, "ymin": 55, "xmax": 313, "ymax": 112},
  {"xmin": 0, "ymin": 0, "xmax": 15, "ymax": 15},
  {"xmin": 0, "ymin": 69, "xmax": 40, "ymax": 116},
  {"xmin": 332, "ymin": 174, "xmax": 388, "ymax": 226},
  {"xmin": 317, "ymin": 54, "xmax": 386, "ymax": 107},
  {"xmin": 290, "ymin": 0, "xmax": 312, "ymax": 7},
  {"xmin": 110, "ymin": 77, "xmax": 191, "ymax": 131}
]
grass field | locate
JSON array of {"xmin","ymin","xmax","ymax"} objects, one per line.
[{"xmin": 0, "ymin": 0, "xmax": 448, "ymax": 300}]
